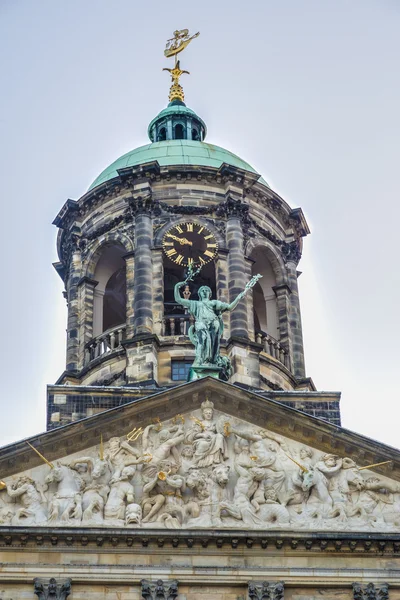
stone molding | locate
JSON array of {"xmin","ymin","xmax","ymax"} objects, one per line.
[
  {"xmin": 2, "ymin": 528, "xmax": 400, "ymax": 554},
  {"xmin": 141, "ymin": 579, "xmax": 178, "ymax": 600},
  {"xmin": 34, "ymin": 577, "xmax": 71, "ymax": 600},
  {"xmin": 248, "ymin": 581, "xmax": 284, "ymax": 600},
  {"xmin": 352, "ymin": 583, "xmax": 389, "ymax": 600}
]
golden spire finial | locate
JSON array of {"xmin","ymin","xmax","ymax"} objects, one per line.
[{"xmin": 163, "ymin": 29, "xmax": 200, "ymax": 103}]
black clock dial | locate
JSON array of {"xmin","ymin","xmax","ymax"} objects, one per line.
[{"xmin": 162, "ymin": 222, "xmax": 218, "ymax": 267}]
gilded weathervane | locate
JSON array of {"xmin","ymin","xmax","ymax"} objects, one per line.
[{"xmin": 163, "ymin": 29, "xmax": 200, "ymax": 103}]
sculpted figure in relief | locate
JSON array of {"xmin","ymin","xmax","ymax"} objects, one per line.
[
  {"xmin": 105, "ymin": 437, "xmax": 144, "ymax": 483},
  {"xmin": 186, "ymin": 464, "xmax": 231, "ymax": 527},
  {"xmin": 142, "ymin": 423, "xmax": 185, "ymax": 476},
  {"xmin": 7, "ymin": 476, "xmax": 47, "ymax": 526},
  {"xmin": 69, "ymin": 456, "xmax": 113, "ymax": 524},
  {"xmin": 45, "ymin": 464, "xmax": 84, "ymax": 523},
  {"xmin": 104, "ymin": 465, "xmax": 136, "ymax": 524},
  {"xmin": 5, "ymin": 406, "xmax": 400, "ymax": 532},
  {"xmin": 184, "ymin": 399, "xmax": 228, "ymax": 468},
  {"xmin": 142, "ymin": 460, "xmax": 186, "ymax": 527}
]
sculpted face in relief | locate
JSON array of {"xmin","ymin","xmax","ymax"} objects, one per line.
[{"xmin": 1, "ymin": 400, "xmax": 399, "ymax": 532}]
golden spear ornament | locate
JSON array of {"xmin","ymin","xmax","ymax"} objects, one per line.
[{"xmin": 26, "ymin": 441, "xmax": 54, "ymax": 469}]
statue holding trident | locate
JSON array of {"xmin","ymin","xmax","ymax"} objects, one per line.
[{"xmin": 174, "ymin": 266, "xmax": 262, "ymax": 381}]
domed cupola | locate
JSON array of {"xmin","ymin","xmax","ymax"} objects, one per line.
[{"xmin": 148, "ymin": 100, "xmax": 207, "ymax": 143}]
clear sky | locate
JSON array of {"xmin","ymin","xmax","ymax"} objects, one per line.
[{"xmin": 0, "ymin": 0, "xmax": 399, "ymax": 448}]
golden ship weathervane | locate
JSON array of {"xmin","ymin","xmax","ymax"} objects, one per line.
[{"xmin": 163, "ymin": 29, "xmax": 200, "ymax": 103}]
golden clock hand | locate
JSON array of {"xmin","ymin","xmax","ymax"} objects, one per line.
[{"xmin": 178, "ymin": 237, "xmax": 193, "ymax": 246}]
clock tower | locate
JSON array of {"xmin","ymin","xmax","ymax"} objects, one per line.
[{"xmin": 49, "ymin": 33, "xmax": 338, "ymax": 430}]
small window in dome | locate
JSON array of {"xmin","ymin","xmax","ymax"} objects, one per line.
[
  {"xmin": 174, "ymin": 123, "xmax": 185, "ymax": 140},
  {"xmin": 158, "ymin": 127, "xmax": 167, "ymax": 141},
  {"xmin": 192, "ymin": 128, "xmax": 199, "ymax": 141}
]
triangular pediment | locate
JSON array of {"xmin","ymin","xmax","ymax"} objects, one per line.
[{"xmin": 1, "ymin": 378, "xmax": 400, "ymax": 533}]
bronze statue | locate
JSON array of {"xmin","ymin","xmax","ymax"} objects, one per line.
[{"xmin": 174, "ymin": 271, "xmax": 262, "ymax": 380}]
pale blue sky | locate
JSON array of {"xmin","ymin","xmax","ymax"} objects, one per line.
[{"xmin": 0, "ymin": 0, "xmax": 399, "ymax": 447}]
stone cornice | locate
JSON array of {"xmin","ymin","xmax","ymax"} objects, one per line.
[{"xmin": 0, "ymin": 527, "xmax": 400, "ymax": 555}]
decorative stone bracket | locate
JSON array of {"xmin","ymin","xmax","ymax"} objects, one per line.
[
  {"xmin": 248, "ymin": 581, "xmax": 284, "ymax": 600},
  {"xmin": 141, "ymin": 579, "xmax": 179, "ymax": 600},
  {"xmin": 34, "ymin": 578, "xmax": 72, "ymax": 600},
  {"xmin": 352, "ymin": 583, "xmax": 389, "ymax": 600}
]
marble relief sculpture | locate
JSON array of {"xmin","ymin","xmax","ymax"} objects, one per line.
[{"xmin": 1, "ymin": 399, "xmax": 400, "ymax": 532}]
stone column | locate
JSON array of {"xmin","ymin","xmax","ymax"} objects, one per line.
[
  {"xmin": 133, "ymin": 206, "xmax": 153, "ymax": 335},
  {"xmin": 216, "ymin": 249, "xmax": 230, "ymax": 339},
  {"xmin": 34, "ymin": 577, "xmax": 71, "ymax": 600},
  {"xmin": 152, "ymin": 247, "xmax": 164, "ymax": 336},
  {"xmin": 245, "ymin": 256, "xmax": 255, "ymax": 342},
  {"xmin": 226, "ymin": 215, "xmax": 248, "ymax": 339},
  {"xmin": 65, "ymin": 237, "xmax": 82, "ymax": 373},
  {"xmin": 124, "ymin": 251, "xmax": 135, "ymax": 338},
  {"xmin": 273, "ymin": 283, "xmax": 292, "ymax": 370},
  {"xmin": 77, "ymin": 276, "xmax": 98, "ymax": 370},
  {"xmin": 125, "ymin": 194, "xmax": 160, "ymax": 385},
  {"xmin": 286, "ymin": 259, "xmax": 306, "ymax": 378}
]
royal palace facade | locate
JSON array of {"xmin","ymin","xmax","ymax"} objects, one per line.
[{"xmin": 1, "ymin": 30, "xmax": 399, "ymax": 600}]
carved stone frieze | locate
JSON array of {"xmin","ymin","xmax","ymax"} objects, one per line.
[
  {"xmin": 128, "ymin": 194, "xmax": 161, "ymax": 217},
  {"xmin": 352, "ymin": 583, "xmax": 389, "ymax": 600},
  {"xmin": 281, "ymin": 240, "xmax": 302, "ymax": 265},
  {"xmin": 2, "ymin": 402, "xmax": 400, "ymax": 532},
  {"xmin": 251, "ymin": 221, "xmax": 302, "ymax": 265},
  {"xmin": 248, "ymin": 581, "xmax": 284, "ymax": 600},
  {"xmin": 158, "ymin": 201, "xmax": 214, "ymax": 216},
  {"xmin": 141, "ymin": 579, "xmax": 178, "ymax": 600},
  {"xmin": 34, "ymin": 578, "xmax": 71, "ymax": 600}
]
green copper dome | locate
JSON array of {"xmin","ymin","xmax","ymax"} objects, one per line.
[
  {"xmin": 88, "ymin": 101, "xmax": 269, "ymax": 190},
  {"xmin": 89, "ymin": 140, "xmax": 268, "ymax": 190}
]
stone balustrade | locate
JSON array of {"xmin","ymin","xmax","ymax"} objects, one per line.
[
  {"xmin": 85, "ymin": 324, "xmax": 126, "ymax": 365},
  {"xmin": 162, "ymin": 313, "xmax": 194, "ymax": 337},
  {"xmin": 255, "ymin": 329, "xmax": 290, "ymax": 369}
]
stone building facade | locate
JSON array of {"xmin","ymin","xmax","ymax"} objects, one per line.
[{"xmin": 1, "ymin": 38, "xmax": 399, "ymax": 600}]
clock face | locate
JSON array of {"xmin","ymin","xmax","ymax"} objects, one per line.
[{"xmin": 162, "ymin": 222, "xmax": 218, "ymax": 267}]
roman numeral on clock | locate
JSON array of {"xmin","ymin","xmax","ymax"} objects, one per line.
[
  {"xmin": 175, "ymin": 225, "xmax": 183, "ymax": 233},
  {"xmin": 166, "ymin": 248, "xmax": 177, "ymax": 257},
  {"xmin": 204, "ymin": 250, "xmax": 215, "ymax": 258},
  {"xmin": 186, "ymin": 223, "xmax": 193, "ymax": 232},
  {"xmin": 175, "ymin": 254, "xmax": 184, "ymax": 265}
]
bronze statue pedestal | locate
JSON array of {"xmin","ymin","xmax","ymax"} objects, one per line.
[{"xmin": 188, "ymin": 365, "xmax": 223, "ymax": 381}]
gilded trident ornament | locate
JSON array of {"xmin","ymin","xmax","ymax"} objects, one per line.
[
  {"xmin": 126, "ymin": 427, "xmax": 143, "ymax": 442},
  {"xmin": 163, "ymin": 29, "xmax": 200, "ymax": 103}
]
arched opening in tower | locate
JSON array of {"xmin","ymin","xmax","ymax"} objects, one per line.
[
  {"xmin": 158, "ymin": 127, "xmax": 167, "ymax": 141},
  {"xmin": 249, "ymin": 246, "xmax": 279, "ymax": 340},
  {"xmin": 92, "ymin": 244, "xmax": 126, "ymax": 337},
  {"xmin": 163, "ymin": 257, "xmax": 217, "ymax": 336},
  {"xmin": 174, "ymin": 123, "xmax": 185, "ymax": 140},
  {"xmin": 192, "ymin": 127, "xmax": 199, "ymax": 141}
]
